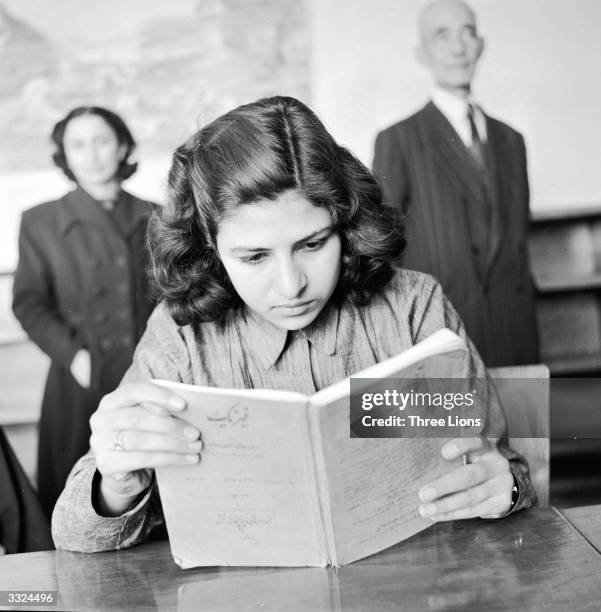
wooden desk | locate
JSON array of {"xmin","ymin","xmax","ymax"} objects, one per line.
[
  {"xmin": 562, "ymin": 503, "xmax": 601, "ymax": 552},
  {"xmin": 1, "ymin": 507, "xmax": 600, "ymax": 611}
]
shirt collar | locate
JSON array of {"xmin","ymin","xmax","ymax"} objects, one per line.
[
  {"xmin": 297, "ymin": 298, "xmax": 340, "ymax": 357},
  {"xmin": 432, "ymin": 87, "xmax": 472, "ymax": 123},
  {"xmin": 431, "ymin": 87, "xmax": 487, "ymax": 143},
  {"xmin": 240, "ymin": 299, "xmax": 340, "ymax": 370}
]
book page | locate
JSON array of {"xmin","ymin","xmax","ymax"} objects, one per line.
[
  {"xmin": 314, "ymin": 395, "xmax": 460, "ymax": 565},
  {"xmin": 312, "ymin": 329, "xmax": 466, "ymax": 408},
  {"xmin": 309, "ymin": 332, "xmax": 468, "ymax": 565},
  {"xmin": 154, "ymin": 381, "xmax": 325, "ymax": 568}
]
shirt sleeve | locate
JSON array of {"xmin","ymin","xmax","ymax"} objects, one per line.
[
  {"xmin": 51, "ymin": 305, "xmax": 185, "ymax": 552},
  {"xmin": 51, "ymin": 451, "xmax": 164, "ymax": 552},
  {"xmin": 407, "ymin": 273, "xmax": 538, "ymax": 514}
]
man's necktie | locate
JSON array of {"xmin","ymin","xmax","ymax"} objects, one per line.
[{"xmin": 467, "ymin": 103, "xmax": 486, "ymax": 170}]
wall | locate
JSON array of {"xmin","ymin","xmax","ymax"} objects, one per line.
[
  {"xmin": 0, "ymin": 0, "xmax": 310, "ymax": 272},
  {"xmin": 309, "ymin": 0, "xmax": 601, "ymax": 212}
]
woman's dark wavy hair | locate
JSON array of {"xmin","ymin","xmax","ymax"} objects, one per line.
[
  {"xmin": 149, "ymin": 95, "xmax": 406, "ymax": 326},
  {"xmin": 51, "ymin": 106, "xmax": 137, "ymax": 182}
]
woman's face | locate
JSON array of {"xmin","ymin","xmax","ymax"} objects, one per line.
[
  {"xmin": 216, "ymin": 189, "xmax": 342, "ymax": 330},
  {"xmin": 63, "ymin": 114, "xmax": 125, "ymax": 188}
]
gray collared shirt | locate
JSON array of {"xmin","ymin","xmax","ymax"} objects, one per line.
[{"xmin": 52, "ymin": 269, "xmax": 536, "ymax": 552}]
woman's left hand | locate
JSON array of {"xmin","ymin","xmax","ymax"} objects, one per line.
[{"xmin": 417, "ymin": 437, "xmax": 514, "ymax": 521}]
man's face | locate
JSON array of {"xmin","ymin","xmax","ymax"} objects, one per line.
[{"xmin": 417, "ymin": 0, "xmax": 484, "ymax": 91}]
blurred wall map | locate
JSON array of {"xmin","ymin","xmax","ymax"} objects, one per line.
[
  {"xmin": 0, "ymin": 0, "xmax": 310, "ymax": 339},
  {"xmin": 0, "ymin": 0, "xmax": 309, "ymax": 178}
]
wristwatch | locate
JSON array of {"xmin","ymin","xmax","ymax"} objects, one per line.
[{"xmin": 509, "ymin": 476, "xmax": 520, "ymax": 512}]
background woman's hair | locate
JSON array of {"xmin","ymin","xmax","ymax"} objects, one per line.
[
  {"xmin": 51, "ymin": 106, "xmax": 138, "ymax": 182},
  {"xmin": 149, "ymin": 95, "xmax": 406, "ymax": 326}
]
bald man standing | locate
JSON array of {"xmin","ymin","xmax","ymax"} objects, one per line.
[{"xmin": 373, "ymin": 0, "xmax": 538, "ymax": 367}]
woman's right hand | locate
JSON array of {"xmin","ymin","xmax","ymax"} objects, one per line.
[{"xmin": 89, "ymin": 382, "xmax": 202, "ymax": 516}]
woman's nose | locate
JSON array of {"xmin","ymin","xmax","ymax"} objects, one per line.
[
  {"xmin": 89, "ymin": 144, "xmax": 101, "ymax": 162},
  {"xmin": 274, "ymin": 257, "xmax": 307, "ymax": 299}
]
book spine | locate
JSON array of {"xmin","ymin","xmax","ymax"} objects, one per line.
[{"xmin": 306, "ymin": 401, "xmax": 338, "ymax": 566}]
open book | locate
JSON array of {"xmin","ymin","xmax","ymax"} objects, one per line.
[{"xmin": 154, "ymin": 328, "xmax": 469, "ymax": 568}]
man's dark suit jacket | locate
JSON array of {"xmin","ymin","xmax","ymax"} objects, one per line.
[{"xmin": 373, "ymin": 102, "xmax": 539, "ymax": 367}]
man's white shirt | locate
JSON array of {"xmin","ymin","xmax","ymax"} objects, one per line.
[{"xmin": 431, "ymin": 87, "xmax": 487, "ymax": 146}]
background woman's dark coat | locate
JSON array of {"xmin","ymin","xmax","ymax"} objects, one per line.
[{"xmin": 12, "ymin": 187, "xmax": 156, "ymax": 518}]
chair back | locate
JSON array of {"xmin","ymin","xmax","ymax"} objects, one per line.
[{"xmin": 488, "ymin": 365, "xmax": 550, "ymax": 506}]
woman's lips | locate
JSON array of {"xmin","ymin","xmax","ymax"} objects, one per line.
[{"xmin": 275, "ymin": 300, "xmax": 315, "ymax": 315}]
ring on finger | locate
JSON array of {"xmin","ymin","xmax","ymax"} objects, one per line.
[{"xmin": 112, "ymin": 430, "xmax": 125, "ymax": 451}]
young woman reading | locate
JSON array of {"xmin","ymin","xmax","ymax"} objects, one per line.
[{"xmin": 52, "ymin": 96, "xmax": 535, "ymax": 552}]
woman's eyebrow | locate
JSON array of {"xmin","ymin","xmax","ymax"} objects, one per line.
[
  {"xmin": 229, "ymin": 225, "xmax": 333, "ymax": 253},
  {"xmin": 292, "ymin": 225, "xmax": 333, "ymax": 247},
  {"xmin": 230, "ymin": 245, "xmax": 268, "ymax": 253}
]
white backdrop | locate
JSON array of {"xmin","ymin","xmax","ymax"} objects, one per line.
[
  {"xmin": 3, "ymin": 0, "xmax": 601, "ymax": 276},
  {"xmin": 309, "ymin": 0, "xmax": 601, "ymax": 212}
]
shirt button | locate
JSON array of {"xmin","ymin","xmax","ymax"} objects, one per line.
[
  {"xmin": 95, "ymin": 312, "xmax": 108, "ymax": 322},
  {"xmin": 100, "ymin": 338, "xmax": 113, "ymax": 351},
  {"xmin": 115, "ymin": 255, "xmax": 127, "ymax": 268},
  {"xmin": 121, "ymin": 334, "xmax": 133, "ymax": 348}
]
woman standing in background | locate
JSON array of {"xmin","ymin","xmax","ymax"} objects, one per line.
[{"xmin": 12, "ymin": 106, "xmax": 157, "ymax": 519}]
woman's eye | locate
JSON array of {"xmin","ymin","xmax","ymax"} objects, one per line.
[
  {"xmin": 240, "ymin": 253, "xmax": 267, "ymax": 265},
  {"xmin": 302, "ymin": 239, "xmax": 326, "ymax": 251}
]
